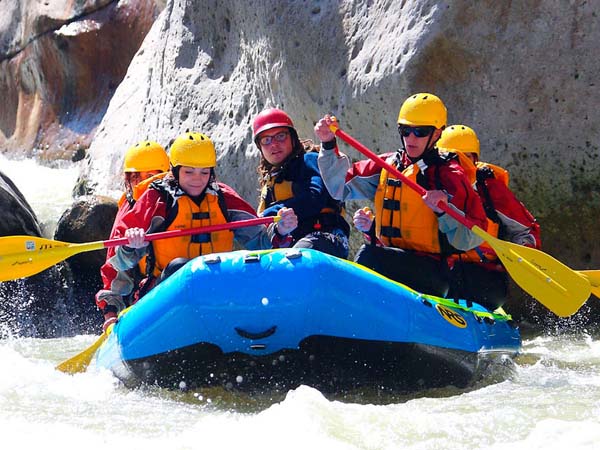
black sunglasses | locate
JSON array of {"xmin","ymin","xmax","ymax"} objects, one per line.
[{"xmin": 398, "ymin": 125, "xmax": 435, "ymax": 138}]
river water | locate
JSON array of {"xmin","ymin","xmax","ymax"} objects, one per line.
[{"xmin": 1, "ymin": 156, "xmax": 599, "ymax": 449}]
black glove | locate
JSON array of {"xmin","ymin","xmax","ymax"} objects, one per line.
[{"xmin": 476, "ymin": 166, "xmax": 495, "ymax": 183}]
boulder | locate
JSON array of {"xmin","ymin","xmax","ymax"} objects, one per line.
[
  {"xmin": 54, "ymin": 195, "xmax": 118, "ymax": 271},
  {"xmin": 0, "ymin": 170, "xmax": 41, "ymax": 236},
  {"xmin": 53, "ymin": 195, "xmax": 118, "ymax": 331},
  {"xmin": 0, "ymin": 170, "xmax": 76, "ymax": 337}
]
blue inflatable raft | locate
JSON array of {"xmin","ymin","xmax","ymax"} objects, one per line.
[{"xmin": 94, "ymin": 248, "xmax": 521, "ymax": 392}]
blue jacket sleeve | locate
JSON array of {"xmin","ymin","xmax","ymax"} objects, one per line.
[{"xmin": 260, "ymin": 153, "xmax": 331, "ymax": 220}]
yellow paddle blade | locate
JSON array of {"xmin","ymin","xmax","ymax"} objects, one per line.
[
  {"xmin": 0, "ymin": 235, "xmax": 105, "ymax": 282},
  {"xmin": 55, "ymin": 332, "xmax": 107, "ymax": 374},
  {"xmin": 471, "ymin": 227, "xmax": 590, "ymax": 317},
  {"xmin": 578, "ymin": 270, "xmax": 600, "ymax": 287},
  {"xmin": 576, "ymin": 270, "xmax": 600, "ymax": 299}
]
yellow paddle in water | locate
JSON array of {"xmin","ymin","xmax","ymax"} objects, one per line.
[
  {"xmin": 55, "ymin": 330, "xmax": 109, "ymax": 374},
  {"xmin": 0, "ymin": 216, "xmax": 279, "ymax": 283},
  {"xmin": 56, "ymin": 305, "xmax": 135, "ymax": 374},
  {"xmin": 327, "ymin": 120, "xmax": 590, "ymax": 317}
]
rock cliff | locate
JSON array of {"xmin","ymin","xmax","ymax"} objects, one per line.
[
  {"xmin": 84, "ymin": 1, "xmax": 599, "ymax": 268},
  {"xmin": 2, "ymin": 0, "xmax": 600, "ymax": 324}
]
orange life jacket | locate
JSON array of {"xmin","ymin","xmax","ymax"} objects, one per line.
[
  {"xmin": 149, "ymin": 191, "xmax": 233, "ymax": 277},
  {"xmin": 374, "ymin": 161, "xmax": 442, "ymax": 253}
]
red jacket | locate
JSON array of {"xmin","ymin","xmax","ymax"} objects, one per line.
[
  {"xmin": 96, "ymin": 177, "xmax": 278, "ymax": 313},
  {"xmin": 475, "ymin": 166, "xmax": 541, "ymax": 249}
]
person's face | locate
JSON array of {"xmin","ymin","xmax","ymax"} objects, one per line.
[
  {"xmin": 178, "ymin": 166, "xmax": 211, "ymax": 197},
  {"xmin": 399, "ymin": 125, "xmax": 442, "ymax": 159},
  {"xmin": 258, "ymin": 127, "xmax": 293, "ymax": 166},
  {"xmin": 126, "ymin": 170, "xmax": 162, "ymax": 188}
]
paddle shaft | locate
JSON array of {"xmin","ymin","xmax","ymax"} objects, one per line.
[
  {"xmin": 101, "ymin": 216, "xmax": 279, "ymax": 248},
  {"xmin": 0, "ymin": 216, "xmax": 279, "ymax": 283},
  {"xmin": 331, "ymin": 127, "xmax": 475, "ymax": 229}
]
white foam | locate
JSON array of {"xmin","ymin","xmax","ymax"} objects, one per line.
[{"xmin": 0, "ymin": 155, "xmax": 80, "ymax": 236}]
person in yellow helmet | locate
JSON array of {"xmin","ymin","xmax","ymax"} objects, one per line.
[
  {"xmin": 96, "ymin": 140, "xmax": 169, "ymax": 330},
  {"xmin": 122, "ymin": 141, "xmax": 171, "ymax": 205},
  {"xmin": 437, "ymin": 124, "xmax": 541, "ymax": 310},
  {"xmin": 314, "ymin": 93, "xmax": 488, "ymax": 300},
  {"xmin": 99, "ymin": 132, "xmax": 298, "ymax": 330}
]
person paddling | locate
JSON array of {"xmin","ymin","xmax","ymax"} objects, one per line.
[
  {"xmin": 253, "ymin": 108, "xmax": 350, "ymax": 258},
  {"xmin": 96, "ymin": 141, "xmax": 169, "ymax": 331},
  {"xmin": 99, "ymin": 132, "xmax": 297, "ymax": 330},
  {"xmin": 314, "ymin": 93, "xmax": 488, "ymax": 300},
  {"xmin": 437, "ymin": 124, "xmax": 541, "ymax": 310}
]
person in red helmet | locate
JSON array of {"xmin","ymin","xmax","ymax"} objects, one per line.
[{"xmin": 253, "ymin": 108, "xmax": 350, "ymax": 258}]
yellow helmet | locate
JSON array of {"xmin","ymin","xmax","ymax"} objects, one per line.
[
  {"xmin": 437, "ymin": 125, "xmax": 480, "ymax": 156},
  {"xmin": 169, "ymin": 132, "xmax": 216, "ymax": 168},
  {"xmin": 123, "ymin": 141, "xmax": 169, "ymax": 172},
  {"xmin": 397, "ymin": 93, "xmax": 447, "ymax": 128}
]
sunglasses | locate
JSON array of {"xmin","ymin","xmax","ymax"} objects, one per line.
[
  {"xmin": 398, "ymin": 125, "xmax": 435, "ymax": 138},
  {"xmin": 259, "ymin": 131, "xmax": 290, "ymax": 146}
]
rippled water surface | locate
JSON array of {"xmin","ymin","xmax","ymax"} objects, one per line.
[{"xmin": 0, "ymin": 333, "xmax": 599, "ymax": 450}]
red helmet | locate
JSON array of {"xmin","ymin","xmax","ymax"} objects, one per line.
[{"xmin": 252, "ymin": 108, "xmax": 295, "ymax": 143}]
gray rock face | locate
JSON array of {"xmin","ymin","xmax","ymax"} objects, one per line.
[
  {"xmin": 0, "ymin": 0, "xmax": 114, "ymax": 56},
  {"xmin": 86, "ymin": 1, "xmax": 600, "ymax": 261}
]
